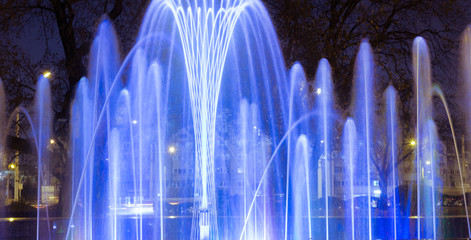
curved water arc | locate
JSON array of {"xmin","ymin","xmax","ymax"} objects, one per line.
[
  {"xmin": 64, "ymin": 33, "xmax": 168, "ymax": 239},
  {"xmin": 432, "ymin": 84, "xmax": 471, "ymax": 238},
  {"xmin": 5, "ymin": 106, "xmax": 43, "ymax": 239},
  {"xmin": 238, "ymin": 110, "xmax": 317, "ymax": 240}
]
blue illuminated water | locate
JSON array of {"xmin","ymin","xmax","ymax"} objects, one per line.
[
  {"xmin": 312, "ymin": 58, "xmax": 334, "ymax": 239},
  {"xmin": 385, "ymin": 86, "xmax": 398, "ymax": 240},
  {"xmin": 2, "ymin": 0, "xmax": 471, "ymax": 239},
  {"xmin": 341, "ymin": 118, "xmax": 357, "ymax": 240},
  {"xmin": 52, "ymin": 2, "xmax": 471, "ymax": 240}
]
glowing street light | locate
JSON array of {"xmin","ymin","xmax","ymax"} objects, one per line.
[
  {"xmin": 132, "ymin": 120, "xmax": 138, "ymax": 125},
  {"xmin": 8, "ymin": 163, "xmax": 16, "ymax": 170},
  {"xmin": 168, "ymin": 146, "xmax": 176, "ymax": 154},
  {"xmin": 43, "ymin": 71, "xmax": 52, "ymax": 78},
  {"xmin": 410, "ymin": 140, "xmax": 416, "ymax": 146},
  {"xmin": 50, "ymin": 139, "xmax": 55, "ymax": 144},
  {"xmin": 425, "ymin": 161, "xmax": 431, "ymax": 165},
  {"xmin": 316, "ymin": 88, "xmax": 322, "ymax": 95},
  {"xmin": 8, "ymin": 218, "xmax": 14, "ymax": 222}
]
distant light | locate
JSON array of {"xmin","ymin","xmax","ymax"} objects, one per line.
[
  {"xmin": 320, "ymin": 140, "xmax": 324, "ymax": 144},
  {"xmin": 168, "ymin": 146, "xmax": 176, "ymax": 154},
  {"xmin": 43, "ymin": 71, "xmax": 51, "ymax": 78},
  {"xmin": 50, "ymin": 139, "xmax": 55, "ymax": 144},
  {"xmin": 9, "ymin": 164, "xmax": 15, "ymax": 170},
  {"xmin": 426, "ymin": 161, "xmax": 431, "ymax": 165},
  {"xmin": 410, "ymin": 140, "xmax": 416, "ymax": 146},
  {"xmin": 8, "ymin": 218, "xmax": 14, "ymax": 222},
  {"xmin": 132, "ymin": 120, "xmax": 138, "ymax": 125},
  {"xmin": 373, "ymin": 190, "xmax": 381, "ymax": 195},
  {"xmin": 316, "ymin": 88, "xmax": 322, "ymax": 95}
]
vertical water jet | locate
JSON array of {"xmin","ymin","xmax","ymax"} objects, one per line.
[{"xmin": 353, "ymin": 40, "xmax": 374, "ymax": 240}]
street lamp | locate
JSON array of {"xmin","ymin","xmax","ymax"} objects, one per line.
[
  {"xmin": 43, "ymin": 71, "xmax": 52, "ymax": 78},
  {"xmin": 50, "ymin": 139, "xmax": 55, "ymax": 144},
  {"xmin": 8, "ymin": 163, "xmax": 16, "ymax": 170},
  {"xmin": 410, "ymin": 140, "xmax": 416, "ymax": 146},
  {"xmin": 168, "ymin": 146, "xmax": 176, "ymax": 154},
  {"xmin": 316, "ymin": 88, "xmax": 322, "ymax": 95}
]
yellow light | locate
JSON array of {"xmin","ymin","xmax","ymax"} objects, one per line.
[
  {"xmin": 43, "ymin": 71, "xmax": 51, "ymax": 78},
  {"xmin": 8, "ymin": 218, "xmax": 14, "ymax": 222},
  {"xmin": 168, "ymin": 146, "xmax": 176, "ymax": 154},
  {"xmin": 316, "ymin": 88, "xmax": 322, "ymax": 95},
  {"xmin": 9, "ymin": 164, "xmax": 15, "ymax": 170},
  {"xmin": 50, "ymin": 139, "xmax": 55, "ymax": 144},
  {"xmin": 410, "ymin": 140, "xmax": 416, "ymax": 146}
]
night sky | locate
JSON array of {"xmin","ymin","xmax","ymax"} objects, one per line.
[{"xmin": 1, "ymin": 0, "xmax": 471, "ymax": 139}]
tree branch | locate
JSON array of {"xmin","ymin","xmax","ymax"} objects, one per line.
[{"xmin": 108, "ymin": 0, "xmax": 123, "ymax": 20}]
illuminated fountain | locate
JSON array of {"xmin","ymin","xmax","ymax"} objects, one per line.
[
  {"xmin": 60, "ymin": 1, "xmax": 471, "ymax": 239},
  {"xmin": 2, "ymin": 0, "xmax": 471, "ymax": 239},
  {"xmin": 69, "ymin": 0, "xmax": 290, "ymax": 239}
]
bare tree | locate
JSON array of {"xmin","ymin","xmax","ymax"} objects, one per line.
[
  {"xmin": 263, "ymin": 0, "xmax": 468, "ymax": 114},
  {"xmin": 0, "ymin": 0, "xmax": 149, "ymax": 216}
]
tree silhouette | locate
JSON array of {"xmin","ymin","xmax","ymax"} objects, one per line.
[
  {"xmin": 0, "ymin": 0, "xmax": 149, "ymax": 216},
  {"xmin": 263, "ymin": 0, "xmax": 468, "ymax": 114}
]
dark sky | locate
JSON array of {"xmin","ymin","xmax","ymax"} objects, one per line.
[{"xmin": 1, "ymin": 0, "xmax": 471, "ymax": 136}]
